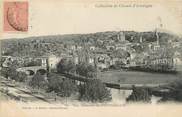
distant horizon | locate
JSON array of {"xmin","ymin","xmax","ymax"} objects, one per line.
[
  {"xmin": 1, "ymin": 1, "xmax": 182, "ymax": 40},
  {"xmin": 1, "ymin": 28, "xmax": 181, "ymax": 41}
]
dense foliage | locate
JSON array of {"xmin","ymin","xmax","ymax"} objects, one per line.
[
  {"xmin": 126, "ymin": 86, "xmax": 152, "ymax": 102},
  {"xmin": 79, "ymin": 79, "xmax": 112, "ymax": 102},
  {"xmin": 1, "ymin": 67, "xmax": 27, "ymax": 82},
  {"xmin": 47, "ymin": 73, "xmax": 78, "ymax": 97},
  {"xmin": 58, "ymin": 79, "xmax": 78, "ymax": 97},
  {"xmin": 29, "ymin": 72, "xmax": 47, "ymax": 89},
  {"xmin": 157, "ymin": 79, "xmax": 182, "ymax": 102},
  {"xmin": 57, "ymin": 59, "xmax": 76, "ymax": 74},
  {"xmin": 1, "ymin": 31, "xmax": 181, "ymax": 57},
  {"xmin": 57, "ymin": 60, "xmax": 97, "ymax": 78},
  {"xmin": 76, "ymin": 63, "xmax": 97, "ymax": 78}
]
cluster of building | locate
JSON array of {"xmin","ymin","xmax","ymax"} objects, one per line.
[
  {"xmin": 50, "ymin": 31, "xmax": 179, "ymax": 72},
  {"xmin": 1, "ymin": 30, "xmax": 182, "ymax": 73}
]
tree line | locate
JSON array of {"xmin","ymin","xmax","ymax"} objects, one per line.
[
  {"xmin": 57, "ymin": 59, "xmax": 97, "ymax": 78},
  {"xmin": 1, "ymin": 59, "xmax": 112, "ymax": 102}
]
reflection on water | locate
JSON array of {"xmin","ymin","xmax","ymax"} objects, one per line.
[
  {"xmin": 151, "ymin": 95, "xmax": 162, "ymax": 104},
  {"xmin": 110, "ymin": 89, "xmax": 132, "ymax": 104},
  {"xmin": 110, "ymin": 89, "xmax": 162, "ymax": 104}
]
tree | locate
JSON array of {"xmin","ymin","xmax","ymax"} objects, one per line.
[
  {"xmin": 29, "ymin": 72, "xmax": 46, "ymax": 89},
  {"xmin": 113, "ymin": 49, "xmax": 130, "ymax": 59},
  {"xmin": 1, "ymin": 58, "xmax": 23, "ymax": 79},
  {"xmin": 79, "ymin": 79, "xmax": 112, "ymax": 102},
  {"xmin": 59, "ymin": 79, "xmax": 78, "ymax": 97},
  {"xmin": 158, "ymin": 79, "xmax": 182, "ymax": 102},
  {"xmin": 57, "ymin": 59, "xmax": 68, "ymax": 73},
  {"xmin": 11, "ymin": 60, "xmax": 21, "ymax": 68},
  {"xmin": 47, "ymin": 73, "xmax": 78, "ymax": 97},
  {"xmin": 15, "ymin": 71, "xmax": 27, "ymax": 82},
  {"xmin": 76, "ymin": 62, "xmax": 87, "ymax": 76},
  {"xmin": 76, "ymin": 63, "xmax": 96, "ymax": 78},
  {"xmin": 1, "ymin": 67, "xmax": 11, "ymax": 78},
  {"xmin": 1, "ymin": 66, "xmax": 27, "ymax": 82},
  {"xmin": 67, "ymin": 60, "xmax": 76, "ymax": 73},
  {"xmin": 7, "ymin": 67, "xmax": 17, "ymax": 80},
  {"xmin": 126, "ymin": 86, "xmax": 152, "ymax": 103},
  {"xmin": 86, "ymin": 65, "xmax": 97, "ymax": 78},
  {"xmin": 57, "ymin": 59, "xmax": 76, "ymax": 73},
  {"xmin": 47, "ymin": 73, "xmax": 64, "ymax": 93}
]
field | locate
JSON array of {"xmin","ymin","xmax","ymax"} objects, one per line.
[{"xmin": 98, "ymin": 70, "xmax": 182, "ymax": 85}]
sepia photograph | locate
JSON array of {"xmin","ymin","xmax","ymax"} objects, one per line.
[{"xmin": 1, "ymin": 0, "xmax": 182, "ymax": 117}]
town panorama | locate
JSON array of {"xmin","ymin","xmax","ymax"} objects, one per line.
[{"xmin": 1, "ymin": 29, "xmax": 182, "ymax": 104}]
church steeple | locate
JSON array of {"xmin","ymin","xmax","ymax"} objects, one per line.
[
  {"xmin": 117, "ymin": 31, "xmax": 125, "ymax": 42},
  {"xmin": 155, "ymin": 29, "xmax": 159, "ymax": 45},
  {"xmin": 155, "ymin": 16, "xmax": 163, "ymax": 45},
  {"xmin": 140, "ymin": 36, "xmax": 143, "ymax": 43}
]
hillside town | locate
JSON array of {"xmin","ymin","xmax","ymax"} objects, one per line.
[
  {"xmin": 1, "ymin": 30, "xmax": 182, "ymax": 73},
  {"xmin": 1, "ymin": 30, "xmax": 182, "ymax": 103}
]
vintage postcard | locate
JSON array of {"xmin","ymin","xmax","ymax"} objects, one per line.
[{"xmin": 1, "ymin": 0, "xmax": 182, "ymax": 117}]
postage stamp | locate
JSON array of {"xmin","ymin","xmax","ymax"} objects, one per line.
[{"xmin": 3, "ymin": 1, "xmax": 28, "ymax": 32}]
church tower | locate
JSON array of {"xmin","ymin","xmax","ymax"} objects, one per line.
[
  {"xmin": 117, "ymin": 31, "xmax": 125, "ymax": 42},
  {"xmin": 155, "ymin": 16, "xmax": 163, "ymax": 45}
]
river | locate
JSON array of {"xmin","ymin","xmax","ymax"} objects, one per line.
[{"xmin": 99, "ymin": 70, "xmax": 182, "ymax": 104}]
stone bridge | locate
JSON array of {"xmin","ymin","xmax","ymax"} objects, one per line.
[{"xmin": 16, "ymin": 66, "xmax": 47, "ymax": 76}]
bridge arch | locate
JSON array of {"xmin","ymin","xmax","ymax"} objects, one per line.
[
  {"xmin": 36, "ymin": 69, "xmax": 47, "ymax": 75},
  {"xmin": 26, "ymin": 70, "xmax": 35, "ymax": 76}
]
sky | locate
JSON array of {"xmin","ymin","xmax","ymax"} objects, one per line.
[{"xmin": 1, "ymin": 0, "xmax": 182, "ymax": 39}]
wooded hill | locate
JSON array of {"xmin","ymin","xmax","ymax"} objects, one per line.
[{"xmin": 1, "ymin": 31, "xmax": 181, "ymax": 57}]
